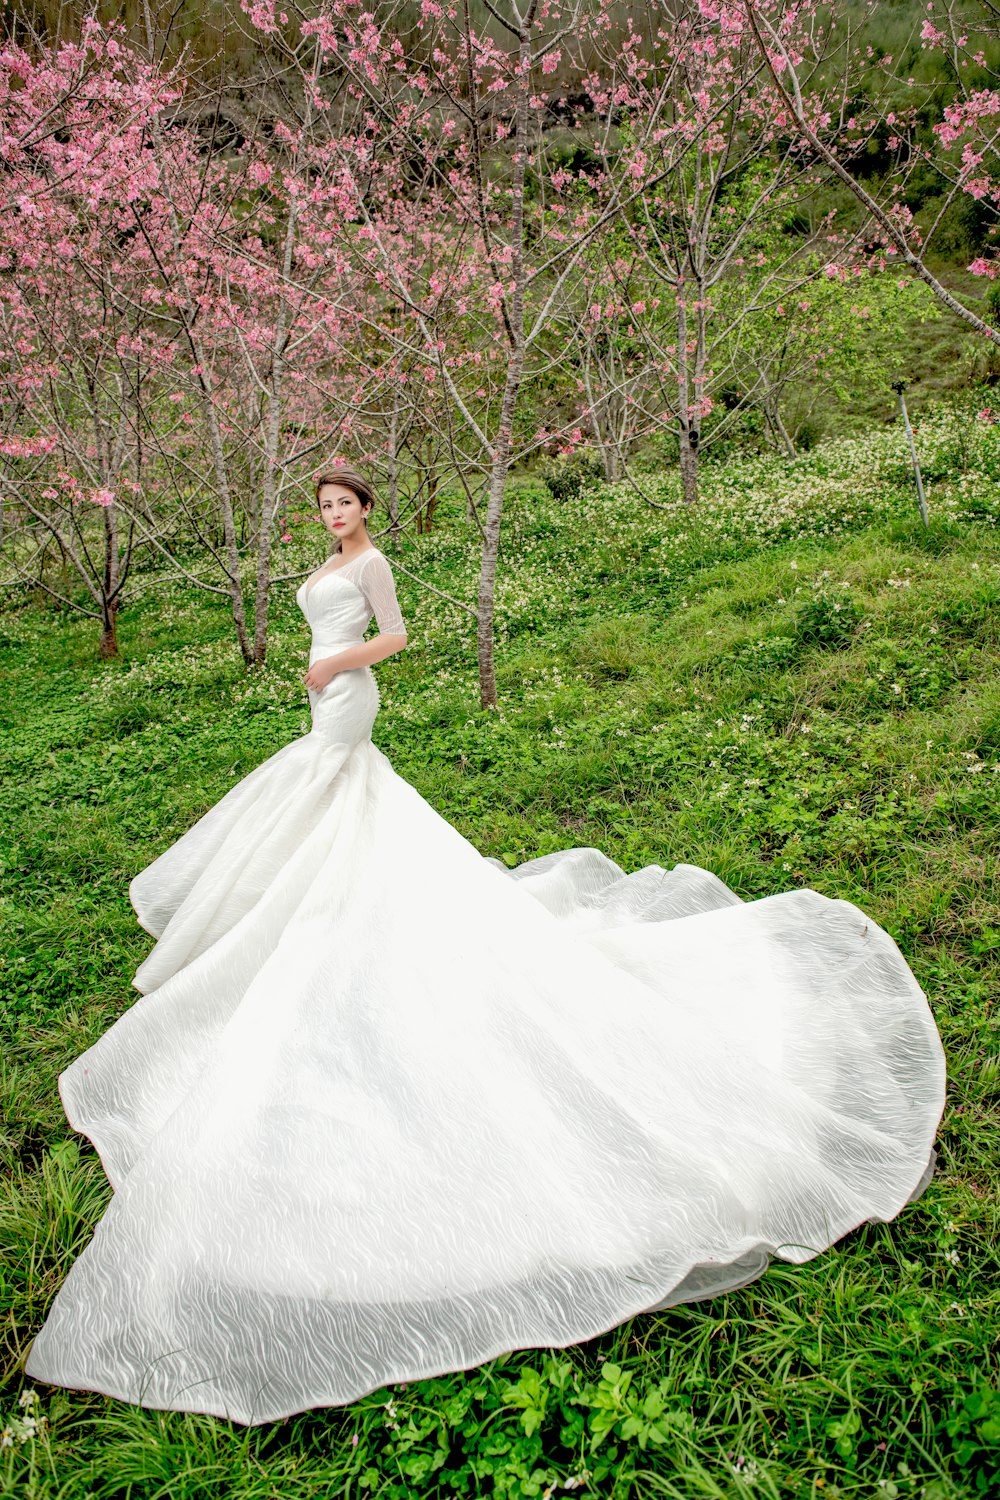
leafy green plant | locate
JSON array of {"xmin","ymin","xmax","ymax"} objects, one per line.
[
  {"xmin": 939, "ymin": 1385, "xmax": 1000, "ymax": 1494},
  {"xmin": 539, "ymin": 449, "xmax": 605, "ymax": 503},
  {"xmin": 794, "ymin": 590, "xmax": 862, "ymax": 648}
]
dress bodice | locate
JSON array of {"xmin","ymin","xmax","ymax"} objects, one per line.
[
  {"xmin": 296, "ymin": 549, "xmax": 406, "ymax": 651},
  {"xmin": 295, "ymin": 549, "xmax": 407, "ymax": 753}
]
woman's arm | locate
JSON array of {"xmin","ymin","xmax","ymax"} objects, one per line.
[
  {"xmin": 304, "ymin": 551, "xmax": 408, "ymax": 693},
  {"xmin": 304, "ymin": 633, "xmax": 406, "ymax": 692}
]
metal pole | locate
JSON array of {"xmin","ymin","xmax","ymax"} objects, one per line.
[{"xmin": 892, "ymin": 381, "xmax": 929, "ymax": 528}]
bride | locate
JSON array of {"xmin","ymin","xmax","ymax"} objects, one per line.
[{"xmin": 24, "ymin": 465, "xmax": 946, "ymax": 1426}]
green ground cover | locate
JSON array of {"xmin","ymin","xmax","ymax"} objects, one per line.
[{"xmin": 2, "ymin": 396, "xmax": 999, "ymax": 1498}]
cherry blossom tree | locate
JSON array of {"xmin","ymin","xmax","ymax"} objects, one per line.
[
  {"xmin": 739, "ymin": 0, "xmax": 1000, "ymax": 344},
  {"xmin": 0, "ymin": 13, "xmax": 426, "ymax": 664},
  {"xmin": 235, "ymin": 0, "xmax": 757, "ymax": 703},
  {"xmin": 9, "ymin": 0, "xmax": 992, "ymax": 685},
  {"xmin": 566, "ymin": 2, "xmax": 937, "ymax": 504},
  {"xmin": 0, "ymin": 23, "xmax": 184, "ymax": 655}
]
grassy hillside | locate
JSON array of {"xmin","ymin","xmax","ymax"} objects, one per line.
[
  {"xmin": 2, "ymin": 394, "xmax": 999, "ymax": 1497},
  {"xmin": 797, "ymin": 265, "xmax": 996, "ymax": 442}
]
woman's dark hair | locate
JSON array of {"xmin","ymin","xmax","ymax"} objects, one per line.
[{"xmin": 314, "ymin": 465, "xmax": 378, "ymax": 550}]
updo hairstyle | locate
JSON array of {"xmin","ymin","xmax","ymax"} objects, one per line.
[{"xmin": 314, "ymin": 464, "xmax": 379, "ymax": 551}]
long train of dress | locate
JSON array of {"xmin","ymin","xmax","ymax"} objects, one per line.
[{"xmin": 23, "ymin": 550, "xmax": 947, "ymax": 1425}]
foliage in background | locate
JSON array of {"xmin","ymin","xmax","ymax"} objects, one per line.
[{"xmin": 5, "ymin": 0, "xmax": 1000, "ymax": 704}]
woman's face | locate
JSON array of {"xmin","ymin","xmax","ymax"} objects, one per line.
[{"xmin": 317, "ymin": 483, "xmax": 370, "ymax": 545}]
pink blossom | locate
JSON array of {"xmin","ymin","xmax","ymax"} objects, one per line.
[{"xmin": 0, "ymin": 434, "xmax": 57, "ymax": 458}]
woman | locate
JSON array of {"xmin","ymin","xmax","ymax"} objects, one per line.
[{"xmin": 24, "ymin": 465, "xmax": 946, "ymax": 1426}]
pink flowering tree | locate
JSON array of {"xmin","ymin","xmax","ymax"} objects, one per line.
[
  {"xmin": 0, "ymin": 24, "xmax": 185, "ymax": 656},
  {"xmin": 10, "ymin": 1, "xmax": 989, "ymax": 680},
  {"xmin": 126, "ymin": 36, "xmax": 390, "ymax": 666},
  {"xmin": 239, "ymin": 0, "xmax": 815, "ymax": 702},
  {"xmin": 563, "ymin": 1, "xmax": 945, "ymax": 503},
  {"xmin": 0, "ymin": 15, "xmax": 475, "ymax": 665},
  {"xmin": 739, "ymin": 0, "xmax": 1000, "ymax": 344}
]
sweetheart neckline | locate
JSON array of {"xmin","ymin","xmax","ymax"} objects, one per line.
[{"xmin": 302, "ymin": 548, "xmax": 379, "ymax": 599}]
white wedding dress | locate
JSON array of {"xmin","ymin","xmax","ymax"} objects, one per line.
[{"xmin": 25, "ymin": 547, "xmax": 946, "ymax": 1425}]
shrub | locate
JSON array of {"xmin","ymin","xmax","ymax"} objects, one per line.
[
  {"xmin": 540, "ymin": 449, "xmax": 606, "ymax": 503},
  {"xmin": 794, "ymin": 591, "xmax": 862, "ymax": 648}
]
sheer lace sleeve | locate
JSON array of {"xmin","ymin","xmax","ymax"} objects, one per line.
[{"xmin": 359, "ymin": 551, "xmax": 407, "ymax": 638}]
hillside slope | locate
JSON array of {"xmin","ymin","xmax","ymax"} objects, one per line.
[{"xmin": 2, "ymin": 399, "xmax": 999, "ymax": 1496}]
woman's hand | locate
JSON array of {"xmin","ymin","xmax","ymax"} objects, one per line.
[
  {"xmin": 303, "ymin": 634, "xmax": 407, "ymax": 695},
  {"xmin": 304, "ymin": 657, "xmax": 341, "ymax": 693}
]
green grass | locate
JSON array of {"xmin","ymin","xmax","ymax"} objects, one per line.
[{"xmin": 2, "ymin": 396, "xmax": 1000, "ymax": 1497}]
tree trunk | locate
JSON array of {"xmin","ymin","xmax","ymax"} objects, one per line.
[
  {"xmin": 474, "ymin": 16, "xmax": 530, "ymax": 709},
  {"xmin": 99, "ymin": 601, "xmax": 119, "ymax": 658},
  {"xmin": 424, "ymin": 465, "xmax": 439, "ymax": 532},
  {"xmin": 771, "ymin": 404, "xmax": 797, "ymax": 459},
  {"xmin": 477, "ymin": 300, "xmax": 524, "ymax": 705},
  {"xmin": 675, "ymin": 272, "xmax": 699, "ymax": 507},
  {"xmin": 208, "ymin": 402, "xmax": 252, "ymax": 665},
  {"xmin": 137, "ymin": 26, "xmax": 253, "ymax": 668},
  {"xmin": 100, "ymin": 498, "xmax": 121, "ymax": 656},
  {"xmin": 387, "ymin": 391, "xmax": 401, "ymax": 544},
  {"xmin": 253, "ymin": 490, "xmax": 274, "ymax": 667},
  {"xmin": 252, "ymin": 154, "xmax": 299, "ymax": 668},
  {"xmin": 476, "ymin": 371, "xmax": 520, "ymax": 705},
  {"xmin": 254, "ymin": 365, "xmax": 285, "ymax": 667},
  {"xmin": 679, "ymin": 424, "xmax": 699, "ymax": 506},
  {"xmin": 477, "ymin": 460, "xmax": 507, "ymax": 709}
]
